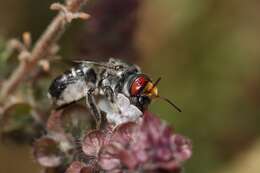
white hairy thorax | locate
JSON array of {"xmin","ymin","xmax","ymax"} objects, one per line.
[{"xmin": 98, "ymin": 93, "xmax": 143, "ymax": 125}]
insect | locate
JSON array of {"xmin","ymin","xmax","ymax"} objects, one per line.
[{"xmin": 48, "ymin": 58, "xmax": 181, "ymax": 127}]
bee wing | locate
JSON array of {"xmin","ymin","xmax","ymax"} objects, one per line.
[
  {"xmin": 73, "ymin": 60, "xmax": 104, "ymax": 66},
  {"xmin": 73, "ymin": 60, "xmax": 97, "ymax": 64},
  {"xmin": 74, "ymin": 60, "xmax": 121, "ymax": 71}
]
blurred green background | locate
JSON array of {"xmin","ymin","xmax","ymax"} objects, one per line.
[{"xmin": 1, "ymin": 0, "xmax": 260, "ymax": 173}]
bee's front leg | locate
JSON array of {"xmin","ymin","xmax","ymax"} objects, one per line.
[
  {"xmin": 102, "ymin": 86, "xmax": 115, "ymax": 103},
  {"xmin": 86, "ymin": 88, "xmax": 102, "ymax": 129},
  {"xmin": 102, "ymin": 86, "xmax": 121, "ymax": 113}
]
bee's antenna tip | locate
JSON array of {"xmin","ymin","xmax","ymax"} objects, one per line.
[{"xmin": 157, "ymin": 95, "xmax": 182, "ymax": 113}]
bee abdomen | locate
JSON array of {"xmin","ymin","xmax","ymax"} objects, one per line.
[
  {"xmin": 48, "ymin": 64, "xmax": 98, "ymax": 106},
  {"xmin": 48, "ymin": 75, "xmax": 68, "ymax": 99}
]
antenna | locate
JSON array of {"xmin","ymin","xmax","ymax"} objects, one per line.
[
  {"xmin": 149, "ymin": 77, "xmax": 182, "ymax": 112},
  {"xmin": 151, "ymin": 77, "xmax": 162, "ymax": 89},
  {"xmin": 146, "ymin": 77, "xmax": 161, "ymax": 94},
  {"xmin": 157, "ymin": 96, "xmax": 182, "ymax": 112}
]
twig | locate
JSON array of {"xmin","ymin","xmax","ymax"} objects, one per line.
[{"xmin": 0, "ymin": 0, "xmax": 90, "ymax": 102}]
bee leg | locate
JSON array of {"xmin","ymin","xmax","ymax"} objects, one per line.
[
  {"xmin": 102, "ymin": 86, "xmax": 121, "ymax": 113},
  {"xmin": 103, "ymin": 86, "xmax": 115, "ymax": 102},
  {"xmin": 86, "ymin": 88, "xmax": 102, "ymax": 129}
]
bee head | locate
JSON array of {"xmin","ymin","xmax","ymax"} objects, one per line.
[
  {"xmin": 129, "ymin": 74, "xmax": 158, "ymax": 98},
  {"xmin": 129, "ymin": 74, "xmax": 182, "ymax": 112}
]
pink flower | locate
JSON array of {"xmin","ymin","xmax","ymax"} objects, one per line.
[
  {"xmin": 82, "ymin": 111, "xmax": 192, "ymax": 172},
  {"xmin": 34, "ymin": 104, "xmax": 192, "ymax": 173}
]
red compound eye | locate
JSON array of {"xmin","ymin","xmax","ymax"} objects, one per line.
[{"xmin": 130, "ymin": 75, "xmax": 149, "ymax": 96}]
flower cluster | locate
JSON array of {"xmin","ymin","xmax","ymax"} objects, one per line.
[{"xmin": 33, "ymin": 105, "xmax": 192, "ymax": 173}]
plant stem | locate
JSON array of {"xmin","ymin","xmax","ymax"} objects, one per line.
[{"xmin": 0, "ymin": 0, "xmax": 89, "ymax": 102}]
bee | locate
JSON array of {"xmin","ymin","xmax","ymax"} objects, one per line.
[{"xmin": 48, "ymin": 58, "xmax": 181, "ymax": 126}]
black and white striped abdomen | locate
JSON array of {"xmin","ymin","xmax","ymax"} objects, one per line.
[{"xmin": 48, "ymin": 64, "xmax": 97, "ymax": 107}]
